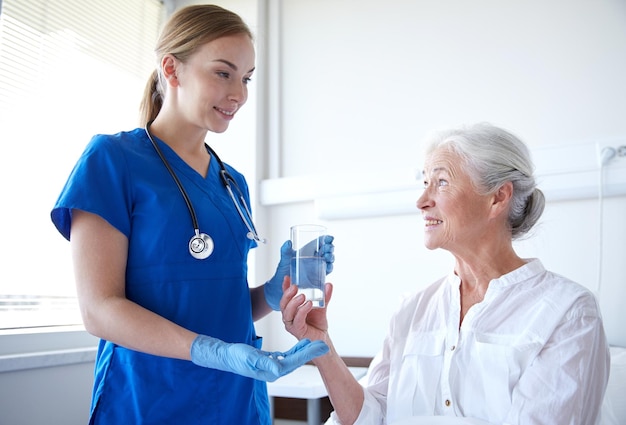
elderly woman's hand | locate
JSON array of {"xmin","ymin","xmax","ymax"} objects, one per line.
[{"xmin": 279, "ymin": 277, "xmax": 332, "ymax": 343}]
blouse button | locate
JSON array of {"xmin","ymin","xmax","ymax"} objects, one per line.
[
  {"xmin": 445, "ymin": 399, "xmax": 451, "ymax": 407},
  {"xmin": 451, "ymin": 345, "xmax": 456, "ymax": 351}
]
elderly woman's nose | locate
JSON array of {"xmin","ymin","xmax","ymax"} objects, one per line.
[{"xmin": 416, "ymin": 189, "xmax": 432, "ymax": 210}]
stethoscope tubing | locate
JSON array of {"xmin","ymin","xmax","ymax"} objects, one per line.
[
  {"xmin": 146, "ymin": 123, "xmax": 202, "ymax": 232},
  {"xmin": 144, "ymin": 121, "xmax": 264, "ymax": 259}
]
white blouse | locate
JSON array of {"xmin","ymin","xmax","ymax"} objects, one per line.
[{"xmin": 329, "ymin": 259, "xmax": 610, "ymax": 425}]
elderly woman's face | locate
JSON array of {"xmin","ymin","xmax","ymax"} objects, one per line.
[{"xmin": 416, "ymin": 147, "xmax": 494, "ymax": 253}]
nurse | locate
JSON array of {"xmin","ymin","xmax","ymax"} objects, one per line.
[
  {"xmin": 50, "ymin": 5, "xmax": 331, "ymax": 424},
  {"xmin": 280, "ymin": 123, "xmax": 610, "ymax": 425}
]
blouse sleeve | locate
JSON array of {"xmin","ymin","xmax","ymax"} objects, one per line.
[
  {"xmin": 504, "ymin": 291, "xmax": 610, "ymax": 424},
  {"xmin": 50, "ymin": 134, "xmax": 133, "ymax": 241}
]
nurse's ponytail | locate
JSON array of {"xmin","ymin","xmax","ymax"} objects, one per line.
[{"xmin": 139, "ymin": 70, "xmax": 162, "ymax": 127}]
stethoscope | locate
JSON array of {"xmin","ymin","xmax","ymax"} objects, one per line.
[{"xmin": 145, "ymin": 121, "xmax": 265, "ymax": 259}]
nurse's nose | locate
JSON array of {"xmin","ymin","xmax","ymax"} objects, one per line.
[{"xmin": 228, "ymin": 81, "xmax": 247, "ymax": 105}]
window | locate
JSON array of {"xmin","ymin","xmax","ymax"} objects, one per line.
[{"xmin": 0, "ymin": 0, "xmax": 162, "ymax": 330}]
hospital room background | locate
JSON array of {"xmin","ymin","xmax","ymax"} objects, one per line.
[{"xmin": 0, "ymin": 0, "xmax": 625, "ymax": 424}]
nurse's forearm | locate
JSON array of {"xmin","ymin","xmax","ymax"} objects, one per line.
[
  {"xmin": 81, "ymin": 295, "xmax": 198, "ymax": 360},
  {"xmin": 250, "ymin": 285, "xmax": 273, "ymax": 321},
  {"xmin": 314, "ymin": 338, "xmax": 365, "ymax": 425}
]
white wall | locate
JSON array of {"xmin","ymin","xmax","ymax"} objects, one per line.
[
  {"xmin": 252, "ymin": 0, "xmax": 626, "ymax": 356},
  {"xmin": 0, "ymin": 363, "xmax": 94, "ymax": 424},
  {"xmin": 0, "ymin": 329, "xmax": 98, "ymax": 425}
]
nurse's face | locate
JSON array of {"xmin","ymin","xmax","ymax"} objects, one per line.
[
  {"xmin": 416, "ymin": 147, "xmax": 493, "ymax": 254},
  {"xmin": 172, "ymin": 33, "xmax": 255, "ymax": 133}
]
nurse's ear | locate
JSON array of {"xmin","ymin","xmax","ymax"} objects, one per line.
[{"xmin": 161, "ymin": 54, "xmax": 181, "ymax": 88}]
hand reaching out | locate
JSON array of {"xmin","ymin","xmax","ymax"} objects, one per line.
[
  {"xmin": 279, "ymin": 277, "xmax": 333, "ymax": 343},
  {"xmin": 190, "ymin": 334, "xmax": 329, "ymax": 382}
]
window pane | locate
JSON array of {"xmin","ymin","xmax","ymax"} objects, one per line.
[{"xmin": 0, "ymin": 0, "xmax": 162, "ymax": 329}]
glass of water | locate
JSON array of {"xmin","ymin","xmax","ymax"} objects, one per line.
[{"xmin": 289, "ymin": 224, "xmax": 327, "ymax": 308}]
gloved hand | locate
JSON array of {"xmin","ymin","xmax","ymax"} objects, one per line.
[
  {"xmin": 264, "ymin": 235, "xmax": 335, "ymax": 310},
  {"xmin": 190, "ymin": 335, "xmax": 329, "ymax": 382}
]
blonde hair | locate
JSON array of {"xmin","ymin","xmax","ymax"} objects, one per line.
[{"xmin": 139, "ymin": 4, "xmax": 253, "ymax": 126}]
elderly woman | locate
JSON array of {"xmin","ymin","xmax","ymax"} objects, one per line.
[{"xmin": 280, "ymin": 123, "xmax": 610, "ymax": 425}]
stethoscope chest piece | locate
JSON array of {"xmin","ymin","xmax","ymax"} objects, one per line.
[{"xmin": 189, "ymin": 231, "xmax": 214, "ymax": 260}]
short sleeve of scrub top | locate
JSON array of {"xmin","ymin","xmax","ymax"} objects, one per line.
[{"xmin": 51, "ymin": 133, "xmax": 133, "ymax": 240}]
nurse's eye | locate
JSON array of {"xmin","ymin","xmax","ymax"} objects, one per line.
[
  {"xmin": 243, "ymin": 76, "xmax": 252, "ymax": 85},
  {"xmin": 217, "ymin": 71, "xmax": 231, "ymax": 79}
]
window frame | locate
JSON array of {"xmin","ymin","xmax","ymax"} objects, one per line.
[{"xmin": 0, "ymin": 0, "xmax": 163, "ymax": 333}]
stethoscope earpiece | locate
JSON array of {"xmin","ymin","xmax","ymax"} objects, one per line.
[{"xmin": 248, "ymin": 233, "xmax": 267, "ymax": 244}]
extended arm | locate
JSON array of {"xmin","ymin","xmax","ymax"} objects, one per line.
[
  {"xmin": 281, "ymin": 280, "xmax": 365, "ymax": 424},
  {"xmin": 71, "ymin": 210, "xmax": 328, "ymax": 381}
]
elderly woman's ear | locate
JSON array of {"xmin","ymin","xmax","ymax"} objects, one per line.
[{"xmin": 489, "ymin": 181, "xmax": 514, "ymax": 218}]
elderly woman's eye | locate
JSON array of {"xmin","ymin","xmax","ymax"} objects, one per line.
[{"xmin": 438, "ymin": 179, "xmax": 449, "ymax": 187}]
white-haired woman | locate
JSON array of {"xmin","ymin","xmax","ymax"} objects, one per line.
[{"xmin": 280, "ymin": 123, "xmax": 610, "ymax": 425}]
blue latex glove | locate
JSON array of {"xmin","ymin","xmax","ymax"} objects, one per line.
[
  {"xmin": 264, "ymin": 235, "xmax": 335, "ymax": 310},
  {"xmin": 190, "ymin": 335, "xmax": 329, "ymax": 382}
]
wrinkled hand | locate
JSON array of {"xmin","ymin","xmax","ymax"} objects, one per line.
[
  {"xmin": 265, "ymin": 235, "xmax": 335, "ymax": 310},
  {"xmin": 280, "ymin": 277, "xmax": 333, "ymax": 342},
  {"xmin": 190, "ymin": 335, "xmax": 329, "ymax": 382}
]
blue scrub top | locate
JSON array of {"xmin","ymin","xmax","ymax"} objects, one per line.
[{"xmin": 51, "ymin": 128, "xmax": 270, "ymax": 425}]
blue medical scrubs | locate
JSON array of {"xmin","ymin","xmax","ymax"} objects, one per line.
[{"xmin": 51, "ymin": 128, "xmax": 270, "ymax": 425}]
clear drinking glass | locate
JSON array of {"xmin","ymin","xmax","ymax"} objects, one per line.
[{"xmin": 289, "ymin": 224, "xmax": 327, "ymax": 308}]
